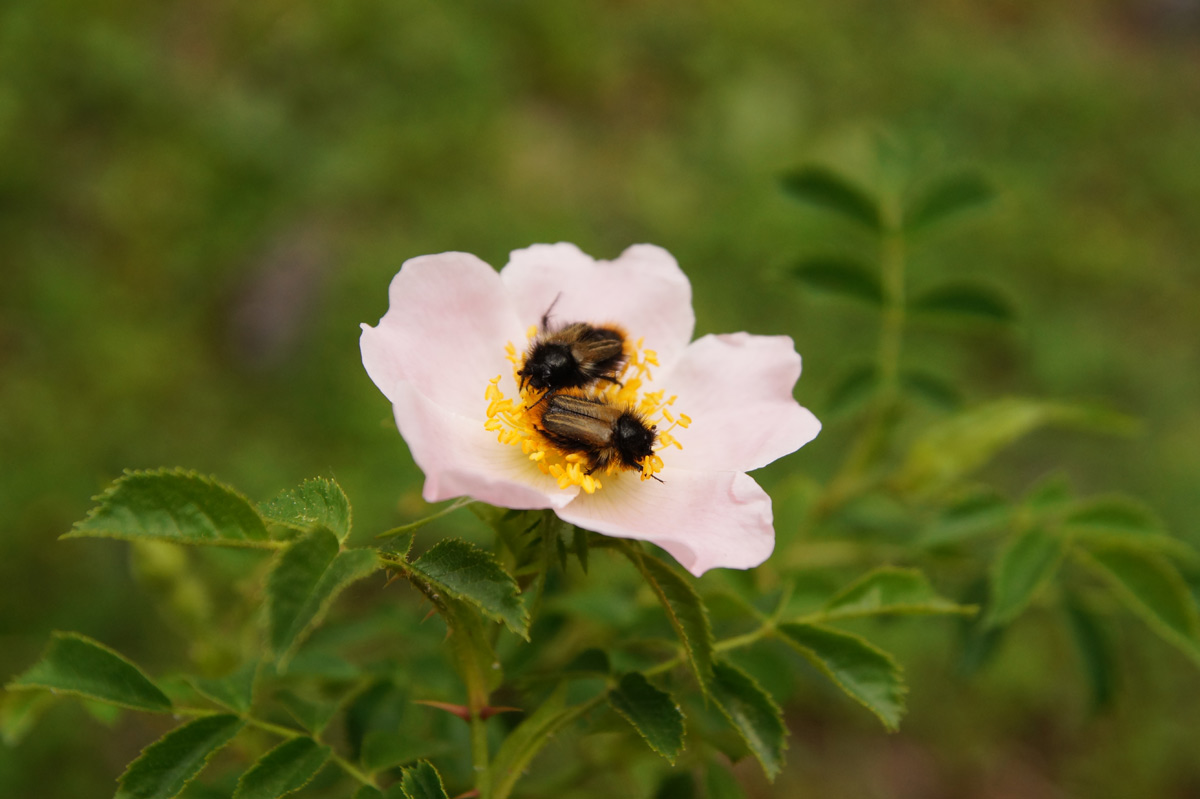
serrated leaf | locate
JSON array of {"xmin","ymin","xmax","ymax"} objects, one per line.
[
  {"xmin": 620, "ymin": 545, "xmax": 714, "ymax": 689},
  {"xmin": 116, "ymin": 714, "xmax": 244, "ymax": 799},
  {"xmin": 709, "ymin": 661, "xmax": 786, "ymax": 780},
  {"xmin": 406, "ymin": 538, "xmax": 528, "ymax": 638},
  {"xmin": 788, "ymin": 257, "xmax": 884, "ymax": 305},
  {"xmin": 917, "ymin": 491, "xmax": 1013, "ymax": 548},
  {"xmin": 819, "ymin": 567, "xmax": 973, "ymax": 621},
  {"xmin": 607, "ymin": 672, "xmax": 684, "ymax": 763},
  {"xmin": 910, "ymin": 283, "xmax": 1015, "ymax": 324},
  {"xmin": 1076, "ymin": 545, "xmax": 1200, "ymax": 665},
  {"xmin": 1064, "ymin": 593, "xmax": 1117, "ymax": 712},
  {"xmin": 987, "ymin": 527, "xmax": 1065, "ymax": 626},
  {"xmin": 266, "ymin": 527, "xmax": 381, "ymax": 664},
  {"xmin": 900, "ymin": 369, "xmax": 962, "ymax": 410},
  {"xmin": 1, "ymin": 690, "xmax": 58, "ymax": 745},
  {"xmin": 259, "ymin": 478, "xmax": 351, "ymax": 542},
  {"xmin": 571, "ymin": 525, "xmax": 590, "ymax": 573},
  {"xmin": 895, "ymin": 398, "xmax": 1132, "ymax": 497},
  {"xmin": 825, "ymin": 364, "xmax": 881, "ymax": 417},
  {"xmin": 64, "ymin": 469, "xmax": 270, "ymax": 547},
  {"xmin": 7, "ymin": 632, "xmax": 172, "ymax": 713},
  {"xmin": 777, "ymin": 623, "xmax": 906, "ymax": 731},
  {"xmin": 189, "ymin": 661, "xmax": 258, "ymax": 714},
  {"xmin": 704, "ymin": 763, "xmax": 746, "ymax": 799},
  {"xmin": 233, "ymin": 737, "xmax": 330, "ymax": 799},
  {"xmin": 904, "ymin": 173, "xmax": 995, "ymax": 232},
  {"xmin": 780, "ymin": 166, "xmax": 882, "ymax": 230},
  {"xmin": 399, "ymin": 760, "xmax": 449, "ymax": 799}
]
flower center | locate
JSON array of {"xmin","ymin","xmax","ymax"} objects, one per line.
[{"xmin": 483, "ymin": 327, "xmax": 689, "ymax": 494}]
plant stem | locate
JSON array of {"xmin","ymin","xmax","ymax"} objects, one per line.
[
  {"xmin": 817, "ymin": 211, "xmax": 907, "ymax": 517},
  {"xmin": 471, "ymin": 711, "xmax": 493, "ymax": 799},
  {"xmin": 376, "ymin": 497, "xmax": 476, "ymax": 539}
]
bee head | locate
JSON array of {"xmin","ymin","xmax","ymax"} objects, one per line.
[{"xmin": 519, "ymin": 343, "xmax": 573, "ymax": 391}]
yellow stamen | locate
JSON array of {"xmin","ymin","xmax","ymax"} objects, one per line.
[{"xmin": 482, "ymin": 329, "xmax": 688, "ymax": 493}]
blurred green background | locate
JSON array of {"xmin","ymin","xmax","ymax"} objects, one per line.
[{"xmin": 3, "ymin": 0, "xmax": 1199, "ymax": 796}]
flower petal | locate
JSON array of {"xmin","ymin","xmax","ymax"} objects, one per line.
[
  {"xmin": 556, "ymin": 470, "xmax": 774, "ymax": 576},
  {"xmin": 499, "ymin": 243, "xmax": 695, "ymax": 371},
  {"xmin": 665, "ymin": 333, "xmax": 821, "ymax": 473},
  {"xmin": 360, "ymin": 252, "xmax": 526, "ymax": 416},
  {"xmin": 389, "ymin": 381, "xmax": 579, "ymax": 509}
]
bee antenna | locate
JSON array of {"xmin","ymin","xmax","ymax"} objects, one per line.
[
  {"xmin": 541, "ymin": 292, "xmax": 563, "ymax": 330},
  {"xmin": 649, "ymin": 474, "xmax": 664, "ymax": 484}
]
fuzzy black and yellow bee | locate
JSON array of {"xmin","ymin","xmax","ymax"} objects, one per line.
[
  {"xmin": 517, "ymin": 303, "xmax": 627, "ymax": 395},
  {"xmin": 532, "ymin": 391, "xmax": 659, "ymax": 478}
]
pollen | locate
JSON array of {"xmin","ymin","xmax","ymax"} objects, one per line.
[{"xmin": 482, "ymin": 332, "xmax": 687, "ymax": 492}]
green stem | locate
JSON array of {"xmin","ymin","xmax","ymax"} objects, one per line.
[
  {"xmin": 376, "ymin": 497, "xmax": 476, "ymax": 539},
  {"xmin": 472, "ymin": 711, "xmax": 493, "ymax": 799},
  {"xmin": 816, "ymin": 212, "xmax": 907, "ymax": 517}
]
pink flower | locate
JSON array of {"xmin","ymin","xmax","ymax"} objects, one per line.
[{"xmin": 360, "ymin": 243, "xmax": 820, "ymax": 576}]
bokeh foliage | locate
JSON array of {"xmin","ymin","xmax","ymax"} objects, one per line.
[{"xmin": 3, "ymin": 1, "xmax": 1200, "ymax": 797}]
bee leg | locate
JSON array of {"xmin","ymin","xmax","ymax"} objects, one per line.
[
  {"xmin": 540, "ymin": 292, "xmax": 564, "ymax": 330},
  {"xmin": 598, "ymin": 376, "xmax": 624, "ymax": 388}
]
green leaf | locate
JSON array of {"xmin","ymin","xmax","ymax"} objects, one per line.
[
  {"xmin": 607, "ymin": 672, "xmax": 685, "ymax": 763},
  {"xmin": 1076, "ymin": 545, "xmax": 1200, "ymax": 664},
  {"xmin": 189, "ymin": 661, "xmax": 258, "ymax": 714},
  {"xmin": 780, "ymin": 166, "xmax": 882, "ymax": 230},
  {"xmin": 899, "ymin": 369, "xmax": 962, "ymax": 410},
  {"xmin": 1065, "ymin": 496, "xmax": 1196, "ymax": 562},
  {"xmin": 895, "ymin": 398, "xmax": 1133, "ymax": 497},
  {"xmin": 266, "ymin": 527, "xmax": 381, "ymax": 664},
  {"xmin": 1, "ymin": 690, "xmax": 58, "ymax": 745},
  {"xmin": 916, "ymin": 491, "xmax": 1012, "ymax": 548},
  {"xmin": 787, "ymin": 257, "xmax": 884, "ymax": 305},
  {"xmin": 1064, "ymin": 593, "xmax": 1117, "ymax": 711},
  {"xmin": 825, "ymin": 364, "xmax": 881, "ymax": 417},
  {"xmin": 910, "ymin": 282, "xmax": 1015, "ymax": 325},
  {"xmin": 705, "ymin": 763, "xmax": 746, "ymax": 799},
  {"xmin": 399, "ymin": 760, "xmax": 449, "ymax": 799},
  {"xmin": 1024, "ymin": 473, "xmax": 1074, "ymax": 511},
  {"xmin": 362, "ymin": 731, "xmax": 447, "ymax": 774},
  {"xmin": 987, "ymin": 527, "xmax": 1065, "ymax": 626},
  {"xmin": 904, "ymin": 172, "xmax": 995, "ymax": 232},
  {"xmin": 407, "ymin": 538, "xmax": 529, "ymax": 638},
  {"xmin": 64, "ymin": 469, "xmax": 270, "ymax": 547},
  {"xmin": 233, "ymin": 737, "xmax": 330, "ymax": 799},
  {"xmin": 620, "ymin": 544, "xmax": 714, "ymax": 689},
  {"xmin": 709, "ymin": 661, "xmax": 786, "ymax": 780},
  {"xmin": 7, "ymin": 632, "xmax": 172, "ymax": 713},
  {"xmin": 776, "ymin": 623, "xmax": 906, "ymax": 731},
  {"xmin": 258, "ymin": 477, "xmax": 352, "ymax": 542},
  {"xmin": 489, "ymin": 684, "xmax": 586, "ymax": 799},
  {"xmin": 819, "ymin": 567, "xmax": 974, "ymax": 621},
  {"xmin": 115, "ymin": 714, "xmax": 244, "ymax": 799}
]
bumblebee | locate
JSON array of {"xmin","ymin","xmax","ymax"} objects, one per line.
[
  {"xmin": 533, "ymin": 392, "xmax": 658, "ymax": 477},
  {"xmin": 517, "ymin": 302, "xmax": 627, "ymax": 394}
]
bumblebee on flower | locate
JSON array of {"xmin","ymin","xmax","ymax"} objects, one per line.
[{"xmin": 360, "ymin": 243, "xmax": 820, "ymax": 576}]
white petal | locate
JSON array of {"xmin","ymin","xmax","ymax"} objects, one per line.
[
  {"xmin": 499, "ymin": 243, "xmax": 695, "ymax": 372},
  {"xmin": 389, "ymin": 381, "xmax": 579, "ymax": 509},
  {"xmin": 360, "ymin": 251, "xmax": 526, "ymax": 416},
  {"xmin": 556, "ymin": 470, "xmax": 774, "ymax": 576},
  {"xmin": 664, "ymin": 333, "xmax": 821, "ymax": 473}
]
